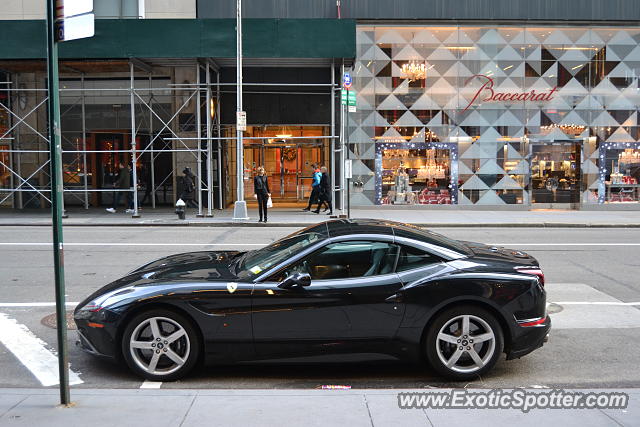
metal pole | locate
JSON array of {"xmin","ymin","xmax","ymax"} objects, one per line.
[
  {"xmin": 45, "ymin": 0, "xmax": 70, "ymax": 406},
  {"xmin": 130, "ymin": 62, "xmax": 140, "ymax": 217},
  {"xmin": 81, "ymin": 74, "xmax": 88, "ymax": 209},
  {"xmin": 216, "ymin": 70, "xmax": 223, "ymax": 210},
  {"xmin": 330, "ymin": 62, "xmax": 336, "ymax": 214},
  {"xmin": 232, "ymin": 0, "xmax": 248, "ymax": 220},
  {"xmin": 149, "ymin": 73, "xmax": 156, "ymax": 209},
  {"xmin": 206, "ymin": 64, "xmax": 213, "ymax": 217},
  {"xmin": 196, "ymin": 64, "xmax": 203, "ymax": 217},
  {"xmin": 340, "ymin": 62, "xmax": 346, "ymax": 216},
  {"xmin": 346, "ymin": 86, "xmax": 350, "ymax": 219}
]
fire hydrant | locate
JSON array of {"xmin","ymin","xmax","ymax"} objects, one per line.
[{"xmin": 175, "ymin": 198, "xmax": 186, "ymax": 220}]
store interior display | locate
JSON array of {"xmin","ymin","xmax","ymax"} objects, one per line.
[
  {"xmin": 381, "ymin": 148, "xmax": 451, "ymax": 205},
  {"xmin": 531, "ymin": 143, "xmax": 580, "ymax": 204},
  {"xmin": 605, "ymin": 148, "xmax": 640, "ymax": 203}
]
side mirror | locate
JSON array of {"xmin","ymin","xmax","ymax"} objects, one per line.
[{"xmin": 278, "ymin": 272, "xmax": 311, "ymax": 289}]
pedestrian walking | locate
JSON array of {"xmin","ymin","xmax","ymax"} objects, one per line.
[
  {"xmin": 140, "ymin": 163, "xmax": 156, "ymax": 206},
  {"xmin": 125, "ymin": 163, "xmax": 136, "ymax": 213},
  {"xmin": 302, "ymin": 163, "xmax": 322, "ymax": 211},
  {"xmin": 313, "ymin": 166, "xmax": 333, "ymax": 215},
  {"xmin": 179, "ymin": 167, "xmax": 198, "ymax": 208},
  {"xmin": 254, "ymin": 166, "xmax": 271, "ymax": 223},
  {"xmin": 106, "ymin": 161, "xmax": 130, "ymax": 213}
]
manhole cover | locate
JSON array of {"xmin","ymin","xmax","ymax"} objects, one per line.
[
  {"xmin": 41, "ymin": 312, "xmax": 77, "ymax": 330},
  {"xmin": 547, "ymin": 303, "xmax": 563, "ymax": 314}
]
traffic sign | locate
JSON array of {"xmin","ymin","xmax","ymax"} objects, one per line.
[
  {"xmin": 341, "ymin": 89, "xmax": 356, "ymax": 106},
  {"xmin": 54, "ymin": 0, "xmax": 94, "ymax": 42},
  {"xmin": 343, "ymin": 72, "xmax": 352, "ymax": 89},
  {"xmin": 236, "ymin": 111, "xmax": 247, "ymax": 131}
]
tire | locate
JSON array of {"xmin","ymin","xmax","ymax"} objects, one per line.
[
  {"xmin": 121, "ymin": 309, "xmax": 201, "ymax": 381},
  {"xmin": 425, "ymin": 305, "xmax": 504, "ymax": 381}
]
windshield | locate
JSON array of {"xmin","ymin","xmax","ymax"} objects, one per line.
[{"xmin": 236, "ymin": 232, "xmax": 325, "ymax": 280}]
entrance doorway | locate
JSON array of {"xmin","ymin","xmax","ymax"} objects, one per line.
[
  {"xmin": 87, "ymin": 132, "xmax": 174, "ymax": 207},
  {"xmin": 242, "ymin": 126, "xmax": 329, "ymax": 204},
  {"xmin": 530, "ymin": 141, "xmax": 581, "ymax": 207}
]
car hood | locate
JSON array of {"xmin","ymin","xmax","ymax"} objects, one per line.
[
  {"xmin": 77, "ymin": 250, "xmax": 242, "ymax": 309},
  {"xmin": 460, "ymin": 241, "xmax": 539, "ymax": 266}
]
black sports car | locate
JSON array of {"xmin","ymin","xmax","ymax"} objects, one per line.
[{"xmin": 74, "ymin": 219, "xmax": 550, "ymax": 381}]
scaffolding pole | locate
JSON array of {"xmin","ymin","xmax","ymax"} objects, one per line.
[
  {"xmin": 330, "ymin": 61, "xmax": 336, "ymax": 213},
  {"xmin": 130, "ymin": 62, "xmax": 140, "ymax": 218},
  {"xmin": 206, "ymin": 63, "xmax": 213, "ymax": 217},
  {"xmin": 216, "ymin": 70, "xmax": 223, "ymax": 210},
  {"xmin": 149, "ymin": 73, "xmax": 156, "ymax": 209},
  {"xmin": 81, "ymin": 74, "xmax": 88, "ymax": 209},
  {"xmin": 196, "ymin": 64, "xmax": 203, "ymax": 217}
]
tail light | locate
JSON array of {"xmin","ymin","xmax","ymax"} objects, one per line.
[{"xmin": 515, "ymin": 267, "xmax": 545, "ymax": 287}]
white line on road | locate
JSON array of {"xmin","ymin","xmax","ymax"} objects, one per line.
[
  {"xmin": 140, "ymin": 380, "xmax": 163, "ymax": 389},
  {"xmin": 1, "ymin": 242, "xmax": 640, "ymax": 247},
  {"xmin": 552, "ymin": 301, "xmax": 640, "ymax": 306},
  {"xmin": 0, "ymin": 313, "xmax": 83, "ymax": 387},
  {"xmin": 0, "ymin": 302, "xmax": 79, "ymax": 307},
  {"xmin": 0, "ymin": 242, "xmax": 264, "ymax": 246}
]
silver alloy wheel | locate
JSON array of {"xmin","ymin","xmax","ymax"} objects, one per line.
[
  {"xmin": 435, "ymin": 314, "xmax": 496, "ymax": 374},
  {"xmin": 129, "ymin": 316, "xmax": 191, "ymax": 376}
]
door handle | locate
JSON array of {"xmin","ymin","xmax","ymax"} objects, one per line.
[{"xmin": 385, "ymin": 294, "xmax": 402, "ymax": 303}]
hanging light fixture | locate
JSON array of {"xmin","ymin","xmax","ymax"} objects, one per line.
[
  {"xmin": 401, "ymin": 61, "xmax": 427, "ymax": 82},
  {"xmin": 275, "ymin": 126, "xmax": 292, "ymax": 138}
]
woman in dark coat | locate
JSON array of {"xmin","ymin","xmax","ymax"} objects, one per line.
[
  {"xmin": 180, "ymin": 167, "xmax": 197, "ymax": 208},
  {"xmin": 253, "ymin": 166, "xmax": 271, "ymax": 222}
]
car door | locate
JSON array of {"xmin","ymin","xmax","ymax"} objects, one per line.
[{"xmin": 251, "ymin": 238, "xmax": 406, "ymax": 358}]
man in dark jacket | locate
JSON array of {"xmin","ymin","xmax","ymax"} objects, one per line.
[
  {"xmin": 302, "ymin": 163, "xmax": 321, "ymax": 211},
  {"xmin": 313, "ymin": 166, "xmax": 332, "ymax": 215},
  {"xmin": 179, "ymin": 167, "xmax": 198, "ymax": 208},
  {"xmin": 106, "ymin": 161, "xmax": 130, "ymax": 213}
]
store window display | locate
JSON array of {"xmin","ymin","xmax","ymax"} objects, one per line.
[
  {"xmin": 600, "ymin": 144, "xmax": 640, "ymax": 204},
  {"xmin": 380, "ymin": 147, "xmax": 452, "ymax": 205}
]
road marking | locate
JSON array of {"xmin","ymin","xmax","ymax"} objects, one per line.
[
  {"xmin": 2, "ymin": 242, "xmax": 640, "ymax": 247},
  {"xmin": 0, "ymin": 313, "xmax": 83, "ymax": 387},
  {"xmin": 552, "ymin": 301, "xmax": 640, "ymax": 306},
  {"xmin": 0, "ymin": 242, "xmax": 264, "ymax": 247},
  {"xmin": 490, "ymin": 243, "xmax": 640, "ymax": 246},
  {"xmin": 140, "ymin": 380, "xmax": 162, "ymax": 389},
  {"xmin": 0, "ymin": 302, "xmax": 79, "ymax": 307}
]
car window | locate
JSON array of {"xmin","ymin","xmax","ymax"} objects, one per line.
[
  {"xmin": 396, "ymin": 245, "xmax": 441, "ymax": 272},
  {"xmin": 236, "ymin": 232, "xmax": 325, "ymax": 280},
  {"xmin": 271, "ymin": 241, "xmax": 398, "ymax": 282}
]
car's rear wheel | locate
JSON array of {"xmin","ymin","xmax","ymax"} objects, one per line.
[
  {"xmin": 121, "ymin": 309, "xmax": 200, "ymax": 381},
  {"xmin": 425, "ymin": 305, "xmax": 504, "ymax": 380}
]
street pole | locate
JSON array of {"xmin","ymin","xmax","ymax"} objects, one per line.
[
  {"xmin": 232, "ymin": 0, "xmax": 249, "ymax": 220},
  {"xmin": 45, "ymin": 0, "xmax": 70, "ymax": 406},
  {"xmin": 346, "ymin": 88, "xmax": 350, "ymax": 219}
]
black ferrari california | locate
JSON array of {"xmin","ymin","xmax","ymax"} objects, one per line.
[{"xmin": 74, "ymin": 219, "xmax": 550, "ymax": 381}]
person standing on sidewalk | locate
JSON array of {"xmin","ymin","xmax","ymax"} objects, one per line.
[
  {"xmin": 254, "ymin": 166, "xmax": 271, "ymax": 223},
  {"xmin": 303, "ymin": 163, "xmax": 322, "ymax": 211},
  {"xmin": 106, "ymin": 161, "xmax": 130, "ymax": 213},
  {"xmin": 179, "ymin": 167, "xmax": 198, "ymax": 208},
  {"xmin": 313, "ymin": 166, "xmax": 333, "ymax": 215}
]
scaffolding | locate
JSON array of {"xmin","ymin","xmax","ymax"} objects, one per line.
[{"xmin": 0, "ymin": 59, "xmax": 342, "ymax": 215}]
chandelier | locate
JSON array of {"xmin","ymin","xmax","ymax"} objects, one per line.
[{"xmin": 401, "ymin": 61, "xmax": 427, "ymax": 82}]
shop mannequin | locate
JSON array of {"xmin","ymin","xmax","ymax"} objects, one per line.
[{"xmin": 394, "ymin": 167, "xmax": 411, "ymax": 204}]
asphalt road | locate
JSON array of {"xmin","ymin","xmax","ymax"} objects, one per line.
[{"xmin": 1, "ymin": 226, "xmax": 639, "ymax": 390}]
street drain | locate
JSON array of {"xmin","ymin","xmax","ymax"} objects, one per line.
[
  {"xmin": 41, "ymin": 312, "xmax": 77, "ymax": 330},
  {"xmin": 547, "ymin": 303, "xmax": 563, "ymax": 314}
]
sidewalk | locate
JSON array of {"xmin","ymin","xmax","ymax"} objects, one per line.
[
  {"xmin": 1, "ymin": 207, "xmax": 639, "ymax": 227},
  {"xmin": 0, "ymin": 387, "xmax": 635, "ymax": 426}
]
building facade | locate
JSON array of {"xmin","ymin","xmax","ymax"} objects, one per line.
[{"xmin": 2, "ymin": 0, "xmax": 640, "ymax": 211}]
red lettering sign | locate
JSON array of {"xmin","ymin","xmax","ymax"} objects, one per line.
[{"xmin": 461, "ymin": 74, "xmax": 558, "ymax": 112}]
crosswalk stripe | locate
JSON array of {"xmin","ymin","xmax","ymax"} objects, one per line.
[{"xmin": 0, "ymin": 313, "xmax": 83, "ymax": 387}]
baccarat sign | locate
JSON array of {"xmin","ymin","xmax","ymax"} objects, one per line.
[{"xmin": 462, "ymin": 74, "xmax": 558, "ymax": 112}]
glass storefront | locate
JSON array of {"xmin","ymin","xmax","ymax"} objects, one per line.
[
  {"xmin": 236, "ymin": 125, "xmax": 330, "ymax": 203},
  {"xmin": 351, "ymin": 25, "xmax": 640, "ymax": 207}
]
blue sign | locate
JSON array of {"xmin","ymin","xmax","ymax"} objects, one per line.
[{"xmin": 343, "ymin": 72, "xmax": 352, "ymax": 89}]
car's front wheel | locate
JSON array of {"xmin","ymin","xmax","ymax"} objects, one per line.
[
  {"xmin": 121, "ymin": 309, "xmax": 200, "ymax": 381},
  {"xmin": 425, "ymin": 305, "xmax": 504, "ymax": 380}
]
